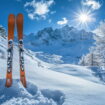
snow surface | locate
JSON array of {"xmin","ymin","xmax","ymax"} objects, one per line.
[{"xmin": 0, "ymin": 35, "xmax": 105, "ymax": 105}]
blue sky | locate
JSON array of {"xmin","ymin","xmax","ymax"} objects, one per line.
[{"xmin": 0, "ymin": 0, "xmax": 105, "ymax": 34}]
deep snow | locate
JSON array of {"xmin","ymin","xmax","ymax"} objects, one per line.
[{"xmin": 0, "ymin": 35, "xmax": 105, "ymax": 105}]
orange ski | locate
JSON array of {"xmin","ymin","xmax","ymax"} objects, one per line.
[
  {"xmin": 16, "ymin": 13, "xmax": 27, "ymax": 87},
  {"xmin": 5, "ymin": 14, "xmax": 15, "ymax": 87}
]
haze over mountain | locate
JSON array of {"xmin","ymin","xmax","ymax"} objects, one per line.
[{"xmin": 24, "ymin": 25, "xmax": 95, "ymax": 64}]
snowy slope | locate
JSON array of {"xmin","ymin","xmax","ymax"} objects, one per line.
[
  {"xmin": 24, "ymin": 25, "xmax": 95, "ymax": 64},
  {"xmin": 0, "ymin": 35, "xmax": 105, "ymax": 105}
]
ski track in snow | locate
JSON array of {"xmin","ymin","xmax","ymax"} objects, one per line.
[{"xmin": 0, "ymin": 36, "xmax": 105, "ymax": 105}]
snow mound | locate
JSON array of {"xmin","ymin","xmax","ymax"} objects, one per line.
[{"xmin": 0, "ymin": 79, "xmax": 65, "ymax": 105}]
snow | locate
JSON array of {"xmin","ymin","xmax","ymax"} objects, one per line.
[
  {"xmin": 0, "ymin": 35, "xmax": 105, "ymax": 105},
  {"xmin": 0, "ymin": 79, "xmax": 63, "ymax": 105},
  {"xmin": 24, "ymin": 26, "xmax": 95, "ymax": 64}
]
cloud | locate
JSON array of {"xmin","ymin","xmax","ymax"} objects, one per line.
[
  {"xmin": 93, "ymin": 21, "xmax": 105, "ymax": 37},
  {"xmin": 57, "ymin": 18, "xmax": 68, "ymax": 25},
  {"xmin": 48, "ymin": 19, "xmax": 52, "ymax": 23},
  {"xmin": 24, "ymin": 0, "xmax": 54, "ymax": 20},
  {"xmin": 50, "ymin": 11, "xmax": 56, "ymax": 14},
  {"xmin": 82, "ymin": 0, "xmax": 101, "ymax": 10}
]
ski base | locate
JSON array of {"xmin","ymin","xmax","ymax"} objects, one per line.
[
  {"xmin": 20, "ymin": 70, "xmax": 26, "ymax": 87},
  {"xmin": 5, "ymin": 72, "xmax": 12, "ymax": 87}
]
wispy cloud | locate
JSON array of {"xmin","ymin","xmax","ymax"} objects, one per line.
[
  {"xmin": 24, "ymin": 0, "xmax": 54, "ymax": 20},
  {"xmin": 50, "ymin": 11, "xmax": 56, "ymax": 14},
  {"xmin": 48, "ymin": 19, "xmax": 52, "ymax": 23},
  {"xmin": 57, "ymin": 17, "xmax": 68, "ymax": 25},
  {"xmin": 82, "ymin": 0, "xmax": 101, "ymax": 10}
]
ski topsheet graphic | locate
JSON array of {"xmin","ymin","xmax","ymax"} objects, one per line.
[
  {"xmin": 5, "ymin": 14, "xmax": 26, "ymax": 88},
  {"xmin": 17, "ymin": 14, "xmax": 26, "ymax": 88},
  {"xmin": 5, "ymin": 14, "xmax": 15, "ymax": 87}
]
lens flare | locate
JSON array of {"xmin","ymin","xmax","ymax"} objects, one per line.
[{"xmin": 73, "ymin": 9, "xmax": 95, "ymax": 29}]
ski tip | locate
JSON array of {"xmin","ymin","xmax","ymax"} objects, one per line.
[
  {"xmin": 17, "ymin": 13, "xmax": 23, "ymax": 22},
  {"xmin": 8, "ymin": 14, "xmax": 15, "ymax": 23},
  {"xmin": 9, "ymin": 14, "xmax": 15, "ymax": 17},
  {"xmin": 8, "ymin": 14, "xmax": 15, "ymax": 40},
  {"xmin": 17, "ymin": 13, "xmax": 23, "ymax": 17},
  {"xmin": 8, "ymin": 14, "xmax": 15, "ymax": 22}
]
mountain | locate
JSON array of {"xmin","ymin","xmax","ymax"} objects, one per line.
[
  {"xmin": 24, "ymin": 25, "xmax": 95, "ymax": 64},
  {"xmin": 0, "ymin": 26, "xmax": 105, "ymax": 105}
]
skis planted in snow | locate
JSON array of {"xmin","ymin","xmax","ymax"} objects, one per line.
[
  {"xmin": 5, "ymin": 14, "xmax": 15, "ymax": 87},
  {"xmin": 16, "ymin": 14, "xmax": 27, "ymax": 87}
]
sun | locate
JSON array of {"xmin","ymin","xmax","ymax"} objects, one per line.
[
  {"xmin": 73, "ymin": 9, "xmax": 95, "ymax": 29},
  {"xmin": 78, "ymin": 13, "xmax": 91, "ymax": 24}
]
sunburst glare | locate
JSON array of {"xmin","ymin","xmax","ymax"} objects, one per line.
[{"xmin": 73, "ymin": 9, "xmax": 95, "ymax": 29}]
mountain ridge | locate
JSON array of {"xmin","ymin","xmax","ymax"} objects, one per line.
[{"xmin": 24, "ymin": 25, "xmax": 95, "ymax": 64}]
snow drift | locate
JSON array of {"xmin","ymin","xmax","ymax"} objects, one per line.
[{"xmin": 0, "ymin": 26, "xmax": 105, "ymax": 105}]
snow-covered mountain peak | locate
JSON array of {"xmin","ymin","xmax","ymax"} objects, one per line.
[{"xmin": 24, "ymin": 25, "xmax": 95, "ymax": 64}]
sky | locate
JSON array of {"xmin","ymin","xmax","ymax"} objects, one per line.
[{"xmin": 0, "ymin": 0, "xmax": 105, "ymax": 35}]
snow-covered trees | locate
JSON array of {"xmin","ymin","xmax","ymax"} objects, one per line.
[
  {"xmin": 79, "ymin": 53, "xmax": 93, "ymax": 66},
  {"xmin": 80, "ymin": 21, "xmax": 105, "ymax": 68}
]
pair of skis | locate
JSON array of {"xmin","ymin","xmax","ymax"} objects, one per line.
[{"xmin": 5, "ymin": 14, "xmax": 26, "ymax": 88}]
